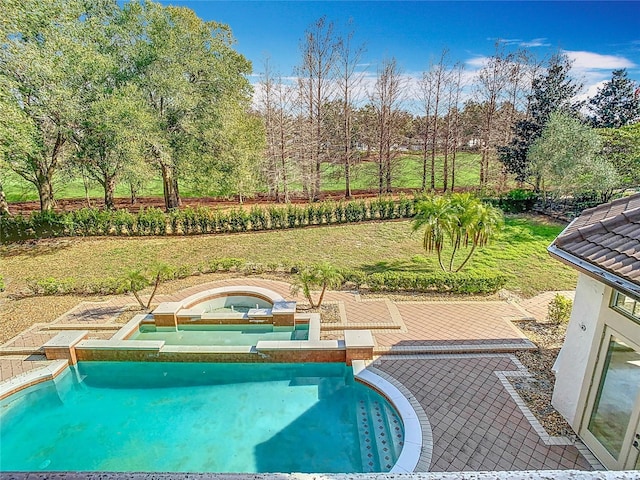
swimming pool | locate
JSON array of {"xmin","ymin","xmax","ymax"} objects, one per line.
[
  {"xmin": 0, "ymin": 362, "xmax": 404, "ymax": 473},
  {"xmin": 129, "ymin": 323, "xmax": 309, "ymax": 346}
]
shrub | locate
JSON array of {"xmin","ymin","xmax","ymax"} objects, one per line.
[
  {"xmin": 26, "ymin": 277, "xmax": 77, "ymax": 295},
  {"xmin": 2, "ymin": 196, "xmax": 428, "ymax": 243},
  {"xmin": 268, "ymin": 206, "xmax": 285, "ymax": 229},
  {"xmin": 249, "ymin": 207, "xmax": 268, "ymax": 231},
  {"xmin": 0, "ymin": 274, "xmax": 4, "ymax": 292},
  {"xmin": 492, "ymin": 189, "xmax": 538, "ymax": 214},
  {"xmin": 137, "ymin": 207, "xmax": 166, "ymax": 235},
  {"xmin": 547, "ymin": 294, "xmax": 573, "ymax": 323}
]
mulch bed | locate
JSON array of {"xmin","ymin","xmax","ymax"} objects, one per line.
[{"xmin": 512, "ymin": 320, "xmax": 577, "ymax": 438}]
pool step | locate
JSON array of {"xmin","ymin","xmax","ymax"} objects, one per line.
[{"xmin": 355, "ymin": 395, "xmax": 405, "ymax": 473}]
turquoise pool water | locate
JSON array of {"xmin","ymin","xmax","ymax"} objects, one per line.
[
  {"xmin": 130, "ymin": 324, "xmax": 309, "ymax": 346},
  {"xmin": 0, "ymin": 362, "xmax": 403, "ymax": 473}
]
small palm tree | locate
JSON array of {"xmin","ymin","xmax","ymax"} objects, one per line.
[
  {"xmin": 314, "ymin": 262, "xmax": 344, "ymax": 307},
  {"xmin": 290, "ymin": 262, "xmax": 343, "ymax": 308},
  {"xmin": 119, "ymin": 263, "xmax": 174, "ymax": 311},
  {"xmin": 411, "ymin": 195, "xmax": 455, "ymax": 271},
  {"xmin": 412, "ymin": 193, "xmax": 503, "ymax": 272},
  {"xmin": 120, "ymin": 269, "xmax": 149, "ymax": 310},
  {"xmin": 145, "ymin": 263, "xmax": 173, "ymax": 310}
]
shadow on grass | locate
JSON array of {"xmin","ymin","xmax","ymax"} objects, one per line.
[
  {"xmin": 360, "ymin": 259, "xmax": 437, "ymax": 274},
  {"xmin": 0, "ymin": 238, "xmax": 76, "ymax": 258}
]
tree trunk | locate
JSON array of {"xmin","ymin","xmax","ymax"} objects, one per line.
[
  {"xmin": 0, "ymin": 181, "xmax": 10, "ymax": 215},
  {"xmin": 385, "ymin": 144, "xmax": 392, "ymax": 193},
  {"xmin": 161, "ymin": 163, "xmax": 180, "ymax": 211},
  {"xmin": 104, "ymin": 173, "xmax": 117, "ymax": 210},
  {"xmin": 281, "ymin": 151, "xmax": 289, "ymax": 203},
  {"xmin": 378, "ymin": 153, "xmax": 384, "ymax": 195},
  {"xmin": 130, "ymin": 182, "xmax": 138, "ymax": 205},
  {"xmin": 344, "ymin": 157, "xmax": 351, "ymax": 199},
  {"xmin": 421, "ymin": 138, "xmax": 428, "ymax": 191},
  {"xmin": 451, "ymin": 149, "xmax": 457, "ymax": 192},
  {"xmin": 36, "ymin": 174, "xmax": 55, "ymax": 212}
]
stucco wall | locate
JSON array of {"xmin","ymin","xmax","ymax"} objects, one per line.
[{"xmin": 552, "ymin": 273, "xmax": 605, "ymax": 427}]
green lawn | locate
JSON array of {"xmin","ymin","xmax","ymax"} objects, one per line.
[
  {"xmin": 0, "ymin": 216, "xmax": 575, "ymax": 297},
  {"xmin": 3, "ymin": 153, "xmax": 483, "ymax": 203}
]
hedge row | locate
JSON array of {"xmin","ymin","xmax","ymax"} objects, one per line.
[
  {"xmin": 25, "ymin": 258, "xmax": 509, "ymax": 296},
  {"xmin": 1, "ymin": 196, "xmax": 416, "ymax": 242}
]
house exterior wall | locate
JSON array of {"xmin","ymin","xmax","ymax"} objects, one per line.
[{"xmin": 552, "ymin": 273, "xmax": 605, "ymax": 427}]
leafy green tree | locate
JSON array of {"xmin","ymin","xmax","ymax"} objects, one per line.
[
  {"xmin": 499, "ymin": 54, "xmax": 582, "ymax": 188},
  {"xmin": 528, "ymin": 112, "xmax": 618, "ymax": 201},
  {"xmin": 598, "ymin": 123, "xmax": 640, "ymax": 188},
  {"xmin": 74, "ymin": 85, "xmax": 157, "ymax": 209},
  {"xmin": 589, "ymin": 69, "xmax": 640, "ymax": 128},
  {"xmin": 0, "ymin": 0, "xmax": 110, "ymax": 211},
  {"xmin": 123, "ymin": 1, "xmax": 255, "ymax": 211},
  {"xmin": 412, "ymin": 193, "xmax": 503, "ymax": 273},
  {"xmin": 290, "ymin": 262, "xmax": 344, "ymax": 308}
]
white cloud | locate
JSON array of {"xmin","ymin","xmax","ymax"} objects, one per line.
[
  {"xmin": 520, "ymin": 38, "xmax": 550, "ymax": 48},
  {"xmin": 466, "ymin": 56, "xmax": 490, "ymax": 69},
  {"xmin": 562, "ymin": 50, "xmax": 636, "ymax": 105},
  {"xmin": 563, "ymin": 50, "xmax": 636, "ymax": 70}
]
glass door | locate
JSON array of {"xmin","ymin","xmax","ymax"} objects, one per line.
[{"xmin": 582, "ymin": 330, "xmax": 640, "ymax": 469}]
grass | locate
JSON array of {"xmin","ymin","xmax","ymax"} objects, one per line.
[
  {"xmin": 3, "ymin": 153, "xmax": 485, "ymax": 203},
  {"xmin": 0, "ymin": 216, "xmax": 576, "ymax": 298}
]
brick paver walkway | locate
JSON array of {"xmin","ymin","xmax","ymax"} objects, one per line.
[
  {"xmin": 0, "ymin": 279, "xmax": 596, "ymax": 472},
  {"xmin": 375, "ymin": 354, "xmax": 597, "ymax": 471}
]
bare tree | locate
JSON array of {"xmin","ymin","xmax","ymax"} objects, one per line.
[
  {"xmin": 296, "ymin": 17, "xmax": 337, "ymax": 201},
  {"xmin": 371, "ymin": 57, "xmax": 406, "ymax": 194},
  {"xmin": 257, "ymin": 59, "xmax": 297, "ymax": 202},
  {"xmin": 474, "ymin": 43, "xmax": 513, "ymax": 188},
  {"xmin": 447, "ymin": 63, "xmax": 465, "ymax": 191},
  {"xmin": 428, "ymin": 50, "xmax": 449, "ymax": 190},
  {"xmin": 333, "ymin": 23, "xmax": 366, "ymax": 198}
]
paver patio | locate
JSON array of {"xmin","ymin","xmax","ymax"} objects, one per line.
[{"xmin": 0, "ymin": 278, "xmax": 599, "ymax": 472}]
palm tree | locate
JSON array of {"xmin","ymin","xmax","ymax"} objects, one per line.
[
  {"xmin": 454, "ymin": 201, "xmax": 503, "ymax": 272},
  {"xmin": 412, "ymin": 193, "xmax": 503, "ymax": 272},
  {"xmin": 120, "ymin": 269, "xmax": 149, "ymax": 310},
  {"xmin": 290, "ymin": 262, "xmax": 343, "ymax": 308},
  {"xmin": 411, "ymin": 195, "xmax": 456, "ymax": 271},
  {"xmin": 314, "ymin": 262, "xmax": 344, "ymax": 307}
]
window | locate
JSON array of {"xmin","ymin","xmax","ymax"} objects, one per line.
[{"xmin": 611, "ymin": 291, "xmax": 640, "ymax": 324}]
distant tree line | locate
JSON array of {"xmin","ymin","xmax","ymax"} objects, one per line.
[
  {"xmin": 258, "ymin": 19, "xmax": 640, "ymax": 206},
  {"xmin": 1, "ymin": 4, "xmax": 639, "ymax": 215}
]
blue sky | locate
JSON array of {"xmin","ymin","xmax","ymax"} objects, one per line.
[{"xmin": 158, "ymin": 1, "xmax": 640, "ymax": 100}]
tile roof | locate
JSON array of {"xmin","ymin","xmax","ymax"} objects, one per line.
[{"xmin": 551, "ymin": 193, "xmax": 640, "ymax": 287}]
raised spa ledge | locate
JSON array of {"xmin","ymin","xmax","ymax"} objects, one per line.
[
  {"xmin": 153, "ymin": 302, "xmax": 180, "ymax": 327},
  {"xmin": 177, "ymin": 307, "xmax": 206, "ymax": 317},
  {"xmin": 161, "ymin": 345, "xmax": 253, "ymax": 354},
  {"xmin": 272, "ymin": 301, "xmax": 296, "ymax": 313},
  {"xmin": 248, "ymin": 307, "xmax": 273, "ymax": 318},
  {"xmin": 43, "ymin": 330, "xmax": 89, "ymax": 365},
  {"xmin": 76, "ymin": 339, "xmax": 165, "ymax": 351},
  {"xmin": 344, "ymin": 330, "xmax": 375, "ymax": 364},
  {"xmin": 153, "ymin": 302, "xmax": 181, "ymax": 315},
  {"xmin": 201, "ymin": 312, "xmax": 248, "ymax": 320}
]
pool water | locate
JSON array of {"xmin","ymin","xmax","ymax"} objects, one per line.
[
  {"xmin": 130, "ymin": 324, "xmax": 309, "ymax": 346},
  {"xmin": 0, "ymin": 362, "xmax": 404, "ymax": 473}
]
